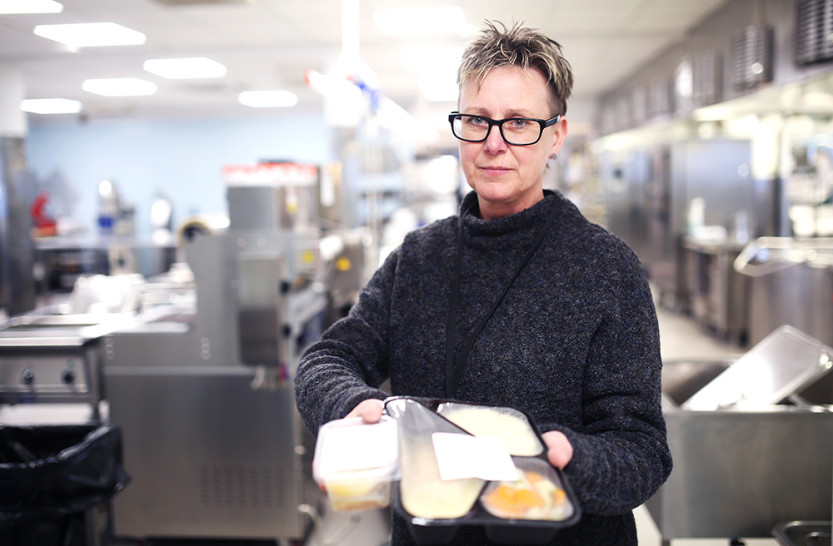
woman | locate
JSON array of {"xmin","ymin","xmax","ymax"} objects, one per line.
[{"xmin": 295, "ymin": 21, "xmax": 672, "ymax": 545}]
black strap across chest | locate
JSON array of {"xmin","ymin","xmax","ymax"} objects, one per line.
[{"xmin": 444, "ymin": 197, "xmax": 559, "ymax": 397}]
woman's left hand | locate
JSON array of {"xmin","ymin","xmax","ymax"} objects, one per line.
[
  {"xmin": 542, "ymin": 430, "xmax": 574, "ymax": 469},
  {"xmin": 344, "ymin": 398, "xmax": 384, "ymax": 424}
]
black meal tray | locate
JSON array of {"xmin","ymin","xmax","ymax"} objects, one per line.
[{"xmin": 384, "ymin": 396, "xmax": 582, "ymax": 545}]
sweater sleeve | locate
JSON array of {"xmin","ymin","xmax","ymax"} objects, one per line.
[
  {"xmin": 294, "ymin": 248, "xmax": 398, "ymax": 436},
  {"xmin": 543, "ymin": 247, "xmax": 672, "ymax": 515}
]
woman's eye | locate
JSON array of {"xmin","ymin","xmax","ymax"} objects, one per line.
[
  {"xmin": 466, "ymin": 116, "xmax": 487, "ymax": 126},
  {"xmin": 509, "ymin": 118, "xmax": 529, "ymax": 128}
]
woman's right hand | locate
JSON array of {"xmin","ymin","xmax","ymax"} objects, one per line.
[{"xmin": 345, "ymin": 398, "xmax": 384, "ymax": 424}]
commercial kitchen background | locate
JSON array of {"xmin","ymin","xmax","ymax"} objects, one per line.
[{"xmin": 0, "ymin": 0, "xmax": 832, "ymax": 545}]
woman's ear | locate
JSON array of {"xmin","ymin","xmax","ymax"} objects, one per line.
[{"xmin": 550, "ymin": 116, "xmax": 568, "ymax": 158}]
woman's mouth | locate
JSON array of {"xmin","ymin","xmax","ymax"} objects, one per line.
[{"xmin": 479, "ymin": 165, "xmax": 512, "ymax": 176}]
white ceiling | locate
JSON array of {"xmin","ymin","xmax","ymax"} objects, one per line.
[{"xmin": 0, "ymin": 0, "xmax": 731, "ymax": 136}]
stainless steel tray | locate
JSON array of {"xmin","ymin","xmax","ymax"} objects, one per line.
[
  {"xmin": 682, "ymin": 325, "xmax": 833, "ymax": 410},
  {"xmin": 772, "ymin": 520, "xmax": 832, "ymax": 546}
]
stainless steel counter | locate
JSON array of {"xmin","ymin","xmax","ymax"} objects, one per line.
[{"xmin": 647, "ymin": 358, "xmax": 833, "ymax": 543}]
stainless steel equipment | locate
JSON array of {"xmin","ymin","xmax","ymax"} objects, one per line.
[
  {"xmin": 683, "ymin": 237, "xmax": 749, "ymax": 343},
  {"xmin": 682, "ymin": 326, "xmax": 833, "ymax": 411},
  {"xmin": 0, "ymin": 279, "xmax": 149, "ymax": 546},
  {"xmin": 102, "ymin": 162, "xmax": 329, "ymax": 543},
  {"xmin": 735, "ymin": 237, "xmax": 833, "ymax": 347},
  {"xmin": 646, "ymin": 328, "xmax": 833, "ymax": 544},
  {"xmin": 321, "ymin": 228, "xmax": 368, "ymax": 321},
  {"xmin": 99, "ymin": 239, "xmax": 326, "ymax": 541},
  {"xmin": 786, "ymin": 138, "xmax": 833, "ymax": 237},
  {"xmin": 33, "ymin": 235, "xmax": 177, "ymax": 292},
  {"xmin": 0, "ymin": 161, "xmax": 351, "ymax": 543},
  {"xmin": 0, "ymin": 316, "xmax": 109, "ymax": 413},
  {"xmin": 0, "ymin": 290, "xmax": 146, "ymax": 415},
  {"xmin": 598, "ymin": 139, "xmax": 762, "ymax": 317},
  {"xmin": 105, "ymin": 366, "xmax": 310, "ymax": 540},
  {"xmin": 0, "ymin": 136, "xmax": 35, "ymax": 315},
  {"xmin": 772, "ymin": 520, "xmax": 832, "ymax": 546}
]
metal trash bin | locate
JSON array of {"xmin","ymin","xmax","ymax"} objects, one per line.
[
  {"xmin": 646, "ymin": 326, "xmax": 833, "ymax": 543},
  {"xmin": 0, "ymin": 424, "xmax": 130, "ymax": 546}
]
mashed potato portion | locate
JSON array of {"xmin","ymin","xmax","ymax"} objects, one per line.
[
  {"xmin": 437, "ymin": 403, "xmax": 543, "ymax": 456},
  {"xmin": 400, "ymin": 442, "xmax": 484, "ymax": 519}
]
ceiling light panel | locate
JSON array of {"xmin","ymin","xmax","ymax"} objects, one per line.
[
  {"xmin": 34, "ymin": 22, "xmax": 146, "ymax": 48},
  {"xmin": 83, "ymin": 78, "xmax": 157, "ymax": 97},
  {"xmin": 152, "ymin": 0, "xmax": 256, "ymax": 5},
  {"xmin": 238, "ymin": 90, "xmax": 298, "ymax": 108},
  {"xmin": 0, "ymin": 0, "xmax": 62, "ymax": 13},
  {"xmin": 373, "ymin": 7, "xmax": 470, "ymax": 36},
  {"xmin": 144, "ymin": 57, "xmax": 227, "ymax": 79},
  {"xmin": 20, "ymin": 98, "xmax": 81, "ymax": 114}
]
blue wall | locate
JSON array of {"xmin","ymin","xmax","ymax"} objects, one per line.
[{"xmin": 25, "ymin": 113, "xmax": 332, "ymax": 237}]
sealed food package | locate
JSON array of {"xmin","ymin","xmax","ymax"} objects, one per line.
[
  {"xmin": 384, "ymin": 397, "xmax": 581, "ymax": 545},
  {"xmin": 481, "ymin": 457, "xmax": 574, "ymax": 521},
  {"xmin": 312, "ymin": 416, "xmax": 399, "ymax": 512},
  {"xmin": 386, "ymin": 398, "xmax": 485, "ymax": 520},
  {"xmin": 437, "ymin": 402, "xmax": 544, "ymax": 456}
]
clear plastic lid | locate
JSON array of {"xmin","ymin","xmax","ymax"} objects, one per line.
[
  {"xmin": 312, "ymin": 416, "xmax": 399, "ymax": 486},
  {"xmin": 437, "ymin": 402, "xmax": 544, "ymax": 456}
]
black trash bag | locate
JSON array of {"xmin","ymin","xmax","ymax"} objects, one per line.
[
  {"xmin": 1, "ymin": 511, "xmax": 90, "ymax": 546},
  {"xmin": 0, "ymin": 424, "xmax": 130, "ymax": 527}
]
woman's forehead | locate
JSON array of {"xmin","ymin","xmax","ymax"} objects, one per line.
[{"xmin": 459, "ymin": 66, "xmax": 552, "ymax": 112}]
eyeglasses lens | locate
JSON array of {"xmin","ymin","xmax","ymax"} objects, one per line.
[{"xmin": 452, "ymin": 115, "xmax": 541, "ymax": 145}]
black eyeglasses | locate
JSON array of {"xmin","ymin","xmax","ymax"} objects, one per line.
[{"xmin": 448, "ymin": 112, "xmax": 561, "ymax": 146}]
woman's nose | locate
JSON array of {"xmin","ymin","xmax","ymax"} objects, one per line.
[{"xmin": 482, "ymin": 124, "xmax": 507, "ymax": 153}]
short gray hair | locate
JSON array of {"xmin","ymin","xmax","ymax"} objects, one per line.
[{"xmin": 457, "ymin": 20, "xmax": 574, "ymax": 115}]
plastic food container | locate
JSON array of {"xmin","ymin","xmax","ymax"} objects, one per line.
[
  {"xmin": 312, "ymin": 416, "xmax": 399, "ymax": 512},
  {"xmin": 384, "ymin": 397, "xmax": 581, "ymax": 545}
]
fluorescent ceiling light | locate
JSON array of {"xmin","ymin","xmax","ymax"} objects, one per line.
[
  {"xmin": 143, "ymin": 57, "xmax": 227, "ymax": 79},
  {"xmin": 20, "ymin": 98, "xmax": 81, "ymax": 114},
  {"xmin": 83, "ymin": 77, "xmax": 157, "ymax": 97},
  {"xmin": 239, "ymin": 90, "xmax": 298, "ymax": 108},
  {"xmin": 0, "ymin": 0, "xmax": 62, "ymax": 13},
  {"xmin": 373, "ymin": 7, "xmax": 469, "ymax": 35},
  {"xmin": 34, "ymin": 22, "xmax": 146, "ymax": 48}
]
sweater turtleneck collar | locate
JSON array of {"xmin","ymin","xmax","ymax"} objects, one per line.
[{"xmin": 459, "ymin": 189, "xmax": 558, "ymax": 237}]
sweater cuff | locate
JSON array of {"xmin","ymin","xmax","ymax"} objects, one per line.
[{"xmin": 331, "ymin": 387, "xmax": 389, "ymax": 423}]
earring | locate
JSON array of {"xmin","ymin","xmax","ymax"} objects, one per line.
[{"xmin": 549, "ymin": 153, "xmax": 558, "ymax": 160}]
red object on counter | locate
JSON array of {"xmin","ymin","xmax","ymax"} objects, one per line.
[{"xmin": 30, "ymin": 191, "xmax": 57, "ymax": 237}]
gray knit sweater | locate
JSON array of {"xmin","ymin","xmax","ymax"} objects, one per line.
[{"xmin": 295, "ymin": 190, "xmax": 672, "ymax": 545}]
